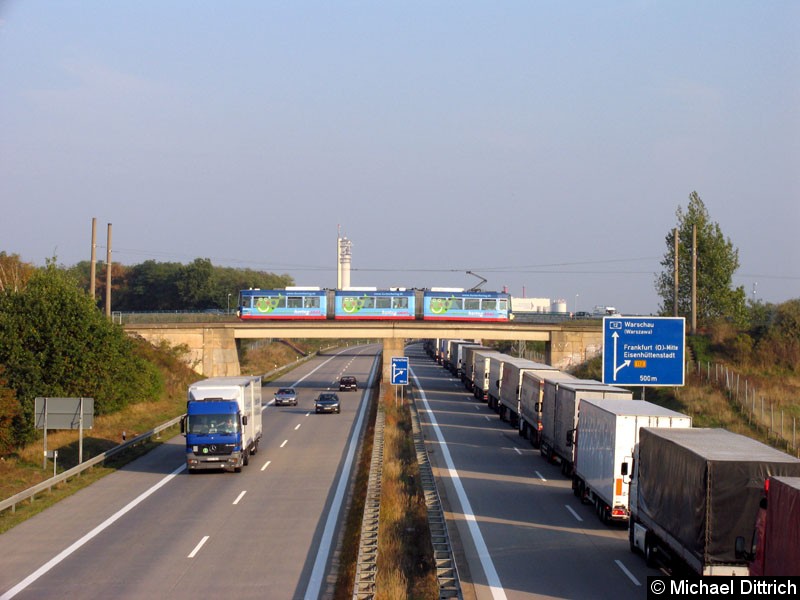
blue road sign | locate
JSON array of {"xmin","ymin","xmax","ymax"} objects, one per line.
[
  {"xmin": 391, "ymin": 357, "xmax": 409, "ymax": 385},
  {"xmin": 602, "ymin": 316, "xmax": 685, "ymax": 386}
]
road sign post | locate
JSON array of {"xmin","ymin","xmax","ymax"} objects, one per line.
[{"xmin": 602, "ymin": 317, "xmax": 685, "ymax": 387}]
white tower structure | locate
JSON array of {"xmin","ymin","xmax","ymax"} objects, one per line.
[{"xmin": 337, "ymin": 228, "xmax": 352, "ymax": 290}]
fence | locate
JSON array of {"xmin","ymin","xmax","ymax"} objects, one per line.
[{"xmin": 687, "ymin": 360, "xmax": 799, "ymax": 456}]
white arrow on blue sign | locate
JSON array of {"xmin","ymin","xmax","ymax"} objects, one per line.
[
  {"xmin": 602, "ymin": 316, "xmax": 685, "ymax": 386},
  {"xmin": 391, "ymin": 357, "xmax": 409, "ymax": 385}
]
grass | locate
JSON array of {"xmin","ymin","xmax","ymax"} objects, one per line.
[{"xmin": 375, "ymin": 387, "xmax": 438, "ymax": 600}]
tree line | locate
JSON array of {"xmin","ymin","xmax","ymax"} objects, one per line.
[
  {"xmin": 67, "ymin": 257, "xmax": 294, "ymax": 312},
  {"xmin": 0, "ymin": 255, "xmax": 294, "ymax": 453}
]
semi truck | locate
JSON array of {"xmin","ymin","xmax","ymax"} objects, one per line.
[
  {"xmin": 487, "ymin": 353, "xmax": 518, "ymax": 411},
  {"xmin": 471, "ymin": 350, "xmax": 506, "ymax": 402},
  {"xmin": 572, "ymin": 398, "xmax": 692, "ymax": 523},
  {"xmin": 629, "ymin": 427, "xmax": 800, "ymax": 575},
  {"xmin": 461, "ymin": 345, "xmax": 490, "ymax": 390},
  {"xmin": 519, "ymin": 370, "xmax": 577, "ymax": 448},
  {"xmin": 448, "ymin": 340, "xmax": 481, "ymax": 378},
  {"xmin": 498, "ymin": 357, "xmax": 558, "ymax": 429},
  {"xmin": 442, "ymin": 339, "xmax": 468, "ymax": 372},
  {"xmin": 182, "ymin": 376, "xmax": 263, "ymax": 473},
  {"xmin": 735, "ymin": 475, "xmax": 800, "ymax": 575},
  {"xmin": 540, "ymin": 379, "xmax": 632, "ymax": 476}
]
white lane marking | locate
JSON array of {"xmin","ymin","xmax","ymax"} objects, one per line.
[
  {"xmin": 474, "ymin": 405, "xmax": 480, "ymax": 410},
  {"xmin": 261, "ymin": 460, "xmax": 271, "ymax": 472},
  {"xmin": 514, "ymin": 447, "xmax": 522, "ymax": 455},
  {"xmin": 305, "ymin": 412, "xmax": 311, "ymax": 417},
  {"xmin": 280, "ymin": 439, "xmax": 288, "ymax": 448},
  {"xmin": 534, "ymin": 471, "xmax": 547, "ymax": 482},
  {"xmin": 188, "ymin": 535, "xmax": 210, "ymax": 558},
  {"xmin": 615, "ymin": 559, "xmax": 641, "ymax": 586},
  {"xmin": 565, "ymin": 505, "xmax": 583, "ymax": 522},
  {"xmin": 233, "ymin": 491, "xmax": 247, "ymax": 505},
  {"xmin": 0, "ymin": 463, "xmax": 186, "ymax": 600},
  {"xmin": 411, "ymin": 368, "xmax": 508, "ymax": 600},
  {"xmin": 294, "ymin": 424, "xmax": 302, "ymax": 431},
  {"xmin": 485, "ymin": 416, "xmax": 491, "ymax": 421},
  {"xmin": 305, "ymin": 351, "xmax": 379, "ymax": 599}
]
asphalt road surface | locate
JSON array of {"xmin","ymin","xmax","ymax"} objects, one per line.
[
  {"xmin": 407, "ymin": 342, "xmax": 661, "ymax": 600},
  {"xmin": 0, "ymin": 344, "xmax": 380, "ymax": 600}
]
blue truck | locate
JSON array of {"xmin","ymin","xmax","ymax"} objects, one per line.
[{"xmin": 182, "ymin": 376, "xmax": 263, "ymax": 473}]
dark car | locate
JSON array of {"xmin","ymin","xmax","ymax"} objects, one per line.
[
  {"xmin": 274, "ymin": 387, "xmax": 298, "ymax": 406},
  {"xmin": 339, "ymin": 376, "xmax": 358, "ymax": 391},
  {"xmin": 315, "ymin": 392, "xmax": 341, "ymax": 414}
]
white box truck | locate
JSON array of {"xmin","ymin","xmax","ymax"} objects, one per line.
[
  {"xmin": 182, "ymin": 376, "xmax": 263, "ymax": 473},
  {"xmin": 572, "ymin": 398, "xmax": 692, "ymax": 523}
]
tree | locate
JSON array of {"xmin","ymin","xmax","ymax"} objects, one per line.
[
  {"xmin": 0, "ymin": 252, "xmax": 35, "ymax": 293},
  {"xmin": 0, "ymin": 262, "xmax": 163, "ymax": 448},
  {"xmin": 655, "ymin": 191, "xmax": 747, "ymax": 327}
]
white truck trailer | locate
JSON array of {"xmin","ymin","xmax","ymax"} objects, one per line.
[
  {"xmin": 540, "ymin": 379, "xmax": 632, "ymax": 476},
  {"xmin": 519, "ymin": 370, "xmax": 577, "ymax": 448},
  {"xmin": 572, "ymin": 398, "xmax": 692, "ymax": 523},
  {"xmin": 461, "ymin": 345, "xmax": 490, "ymax": 391},
  {"xmin": 498, "ymin": 357, "xmax": 558, "ymax": 429},
  {"xmin": 183, "ymin": 376, "xmax": 263, "ymax": 473},
  {"xmin": 448, "ymin": 340, "xmax": 482, "ymax": 378},
  {"xmin": 486, "ymin": 353, "xmax": 511, "ymax": 411},
  {"xmin": 472, "ymin": 350, "xmax": 507, "ymax": 402}
]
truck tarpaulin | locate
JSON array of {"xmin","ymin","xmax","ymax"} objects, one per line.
[{"xmin": 636, "ymin": 428, "xmax": 800, "ymax": 567}]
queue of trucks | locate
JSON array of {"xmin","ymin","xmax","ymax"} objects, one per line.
[{"xmin": 424, "ymin": 338, "xmax": 800, "ymax": 576}]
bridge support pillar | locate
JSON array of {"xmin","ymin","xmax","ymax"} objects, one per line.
[
  {"xmin": 382, "ymin": 338, "xmax": 406, "ymax": 382},
  {"xmin": 547, "ymin": 329, "xmax": 603, "ymax": 371}
]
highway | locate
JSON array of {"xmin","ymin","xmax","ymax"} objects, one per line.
[
  {"xmin": 0, "ymin": 345, "xmax": 380, "ymax": 600},
  {"xmin": 407, "ymin": 343, "xmax": 660, "ymax": 599}
]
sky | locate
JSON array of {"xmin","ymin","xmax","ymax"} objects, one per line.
[{"xmin": 1, "ymin": 2, "xmax": 798, "ymax": 315}]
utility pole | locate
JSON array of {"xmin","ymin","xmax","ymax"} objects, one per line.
[
  {"xmin": 691, "ymin": 224, "xmax": 697, "ymax": 334},
  {"xmin": 105, "ymin": 223, "xmax": 112, "ymax": 318},
  {"xmin": 673, "ymin": 227, "xmax": 679, "ymax": 317},
  {"xmin": 90, "ymin": 218, "xmax": 97, "ymax": 300}
]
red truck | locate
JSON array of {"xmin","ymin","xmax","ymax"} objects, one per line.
[{"xmin": 736, "ymin": 476, "xmax": 800, "ymax": 575}]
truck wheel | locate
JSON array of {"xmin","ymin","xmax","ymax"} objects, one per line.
[
  {"xmin": 644, "ymin": 536, "xmax": 657, "ymax": 567},
  {"xmin": 243, "ymin": 452, "xmax": 249, "ymax": 466}
]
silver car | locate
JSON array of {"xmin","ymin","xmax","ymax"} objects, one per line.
[{"xmin": 274, "ymin": 387, "xmax": 298, "ymax": 406}]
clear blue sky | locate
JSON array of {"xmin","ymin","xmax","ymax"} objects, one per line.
[{"xmin": 1, "ymin": 1, "xmax": 798, "ymax": 315}]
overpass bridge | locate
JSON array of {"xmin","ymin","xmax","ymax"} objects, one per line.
[{"xmin": 123, "ymin": 320, "xmax": 603, "ymax": 379}]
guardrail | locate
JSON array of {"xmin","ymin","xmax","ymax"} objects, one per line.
[
  {"xmin": 0, "ymin": 415, "xmax": 183, "ymax": 516},
  {"xmin": 408, "ymin": 389, "xmax": 462, "ymax": 599}
]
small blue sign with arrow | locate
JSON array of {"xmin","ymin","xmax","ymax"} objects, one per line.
[{"xmin": 391, "ymin": 357, "xmax": 409, "ymax": 386}]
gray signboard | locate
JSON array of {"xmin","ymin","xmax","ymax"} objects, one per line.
[{"xmin": 35, "ymin": 397, "xmax": 94, "ymax": 430}]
